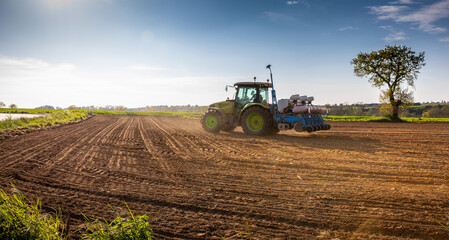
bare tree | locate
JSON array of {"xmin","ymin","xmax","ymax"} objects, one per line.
[
  {"xmin": 67, "ymin": 105, "xmax": 81, "ymax": 110},
  {"xmin": 9, "ymin": 103, "xmax": 17, "ymax": 109},
  {"xmin": 114, "ymin": 105, "xmax": 127, "ymax": 111}
]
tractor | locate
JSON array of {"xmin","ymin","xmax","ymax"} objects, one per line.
[{"xmin": 201, "ymin": 65, "xmax": 330, "ymax": 135}]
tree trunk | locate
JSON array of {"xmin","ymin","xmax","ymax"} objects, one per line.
[
  {"xmin": 389, "ymin": 90, "xmax": 400, "ymax": 120},
  {"xmin": 391, "ymin": 102, "xmax": 399, "ymax": 120}
]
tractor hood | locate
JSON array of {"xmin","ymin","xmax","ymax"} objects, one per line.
[{"xmin": 209, "ymin": 100, "xmax": 235, "ymax": 114}]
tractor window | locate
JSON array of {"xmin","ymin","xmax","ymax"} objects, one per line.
[
  {"xmin": 259, "ymin": 88, "xmax": 268, "ymax": 103},
  {"xmin": 236, "ymin": 87, "xmax": 257, "ymax": 105}
]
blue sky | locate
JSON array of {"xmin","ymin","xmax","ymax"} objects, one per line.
[{"xmin": 0, "ymin": 0, "xmax": 448, "ymax": 108}]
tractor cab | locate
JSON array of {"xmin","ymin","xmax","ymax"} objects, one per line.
[{"xmin": 233, "ymin": 82, "xmax": 271, "ymax": 114}]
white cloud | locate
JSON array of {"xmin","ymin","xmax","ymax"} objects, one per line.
[
  {"xmin": 0, "ymin": 56, "xmax": 75, "ymax": 76},
  {"xmin": 262, "ymin": 11, "xmax": 297, "ymax": 24},
  {"xmin": 439, "ymin": 37, "xmax": 449, "ymax": 42},
  {"xmin": 383, "ymin": 31, "xmax": 408, "ymax": 42},
  {"xmin": 368, "ymin": 5, "xmax": 409, "ymax": 20},
  {"xmin": 0, "ymin": 56, "xmax": 248, "ymax": 107},
  {"xmin": 338, "ymin": 26, "xmax": 355, "ymax": 31},
  {"xmin": 286, "ymin": 0, "xmax": 309, "ymax": 7},
  {"xmin": 128, "ymin": 65, "xmax": 167, "ymax": 71},
  {"xmin": 390, "ymin": 0, "xmax": 414, "ymax": 4},
  {"xmin": 369, "ymin": 0, "xmax": 449, "ymax": 34}
]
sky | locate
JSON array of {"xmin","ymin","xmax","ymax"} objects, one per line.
[{"xmin": 0, "ymin": 0, "xmax": 448, "ymax": 108}]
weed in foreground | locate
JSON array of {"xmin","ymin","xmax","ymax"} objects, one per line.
[
  {"xmin": 1, "ymin": 185, "xmax": 153, "ymax": 240},
  {"xmin": 219, "ymin": 222, "xmax": 252, "ymax": 240},
  {"xmin": 80, "ymin": 202, "xmax": 153, "ymax": 240},
  {"xmin": 428, "ymin": 220, "xmax": 449, "ymax": 240},
  {"xmin": 0, "ymin": 185, "xmax": 64, "ymax": 240}
]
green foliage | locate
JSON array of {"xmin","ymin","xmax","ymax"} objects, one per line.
[
  {"xmin": 421, "ymin": 105, "xmax": 449, "ymax": 118},
  {"xmin": 219, "ymin": 222, "xmax": 252, "ymax": 240},
  {"xmin": 0, "ymin": 186, "xmax": 64, "ymax": 240},
  {"xmin": 351, "ymin": 45, "xmax": 425, "ymax": 88},
  {"xmin": 80, "ymin": 203, "xmax": 153, "ymax": 240},
  {"xmin": 325, "ymin": 103, "xmax": 381, "ymax": 117},
  {"xmin": 324, "ymin": 116, "xmax": 388, "ymax": 121},
  {"xmin": 0, "ymin": 109, "xmax": 91, "ymax": 132},
  {"xmin": 351, "ymin": 45, "xmax": 425, "ymax": 119},
  {"xmin": 0, "ymin": 108, "xmax": 203, "ymax": 132},
  {"xmin": 0, "ymin": 108, "xmax": 66, "ymax": 114},
  {"xmin": 1, "ymin": 186, "xmax": 153, "ymax": 240},
  {"xmin": 325, "ymin": 103, "xmax": 449, "ymax": 118},
  {"xmin": 323, "ymin": 115, "xmax": 449, "ymax": 122},
  {"xmin": 90, "ymin": 110, "xmax": 203, "ymax": 119}
]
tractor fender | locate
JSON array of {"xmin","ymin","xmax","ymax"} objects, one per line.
[
  {"xmin": 239, "ymin": 103, "xmax": 270, "ymax": 121},
  {"xmin": 208, "ymin": 107, "xmax": 226, "ymax": 122}
]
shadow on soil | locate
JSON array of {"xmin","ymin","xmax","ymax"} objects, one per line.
[{"xmin": 217, "ymin": 131, "xmax": 384, "ymax": 153}]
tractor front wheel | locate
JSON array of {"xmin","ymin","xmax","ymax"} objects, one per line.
[
  {"xmin": 241, "ymin": 106, "xmax": 274, "ymax": 135},
  {"xmin": 201, "ymin": 111, "xmax": 223, "ymax": 133}
]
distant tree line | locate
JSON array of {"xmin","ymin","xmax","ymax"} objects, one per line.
[
  {"xmin": 35, "ymin": 105, "xmax": 55, "ymax": 110},
  {"xmin": 0, "ymin": 101, "xmax": 18, "ymax": 109},
  {"xmin": 145, "ymin": 105, "xmax": 208, "ymax": 113},
  {"xmin": 22, "ymin": 102, "xmax": 449, "ymax": 118},
  {"xmin": 325, "ymin": 102, "xmax": 449, "ymax": 118},
  {"xmin": 46, "ymin": 104, "xmax": 209, "ymax": 112}
]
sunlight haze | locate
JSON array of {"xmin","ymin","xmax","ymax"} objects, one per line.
[{"xmin": 1, "ymin": 0, "xmax": 448, "ymax": 108}]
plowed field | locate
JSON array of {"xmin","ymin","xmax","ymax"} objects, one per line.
[{"xmin": 1, "ymin": 115, "xmax": 448, "ymax": 239}]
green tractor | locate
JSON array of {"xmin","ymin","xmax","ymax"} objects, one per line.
[
  {"xmin": 201, "ymin": 65, "xmax": 330, "ymax": 135},
  {"xmin": 201, "ymin": 80, "xmax": 277, "ymax": 135}
]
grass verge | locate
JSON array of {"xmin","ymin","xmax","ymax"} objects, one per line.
[
  {"xmin": 0, "ymin": 110, "xmax": 90, "ymax": 132},
  {"xmin": 0, "ymin": 186, "xmax": 153, "ymax": 240},
  {"xmin": 90, "ymin": 110, "xmax": 203, "ymax": 119},
  {"xmin": 0, "ymin": 186, "xmax": 64, "ymax": 240},
  {"xmin": 323, "ymin": 115, "xmax": 449, "ymax": 122},
  {"xmin": 80, "ymin": 203, "xmax": 153, "ymax": 240},
  {"xmin": 0, "ymin": 108, "xmax": 202, "ymax": 132}
]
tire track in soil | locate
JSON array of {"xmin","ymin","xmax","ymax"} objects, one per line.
[
  {"xmin": 1, "ymin": 116, "xmax": 449, "ymax": 240},
  {"xmin": 0, "ymin": 120, "xmax": 96, "ymax": 170},
  {"xmin": 137, "ymin": 116, "xmax": 175, "ymax": 180}
]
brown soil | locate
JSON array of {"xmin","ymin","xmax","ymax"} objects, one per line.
[{"xmin": 1, "ymin": 115, "xmax": 448, "ymax": 239}]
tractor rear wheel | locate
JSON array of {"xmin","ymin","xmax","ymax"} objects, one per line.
[
  {"xmin": 241, "ymin": 106, "xmax": 274, "ymax": 135},
  {"xmin": 201, "ymin": 111, "xmax": 223, "ymax": 133}
]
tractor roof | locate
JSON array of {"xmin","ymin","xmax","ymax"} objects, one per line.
[{"xmin": 234, "ymin": 82, "xmax": 272, "ymax": 88}]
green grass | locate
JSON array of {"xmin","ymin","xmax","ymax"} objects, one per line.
[
  {"xmin": 0, "ymin": 186, "xmax": 65, "ymax": 240},
  {"xmin": 0, "ymin": 110, "xmax": 90, "ymax": 132},
  {"xmin": 0, "ymin": 108, "xmax": 203, "ymax": 132},
  {"xmin": 1, "ymin": 186, "xmax": 153, "ymax": 240},
  {"xmin": 323, "ymin": 115, "xmax": 449, "ymax": 122},
  {"xmin": 0, "ymin": 108, "xmax": 64, "ymax": 114},
  {"xmin": 90, "ymin": 110, "xmax": 203, "ymax": 119},
  {"xmin": 80, "ymin": 203, "xmax": 153, "ymax": 240}
]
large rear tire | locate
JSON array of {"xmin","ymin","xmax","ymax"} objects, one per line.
[
  {"xmin": 241, "ymin": 106, "xmax": 274, "ymax": 135},
  {"xmin": 201, "ymin": 111, "xmax": 223, "ymax": 133}
]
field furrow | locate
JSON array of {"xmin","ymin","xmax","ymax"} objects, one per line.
[{"xmin": 1, "ymin": 115, "xmax": 448, "ymax": 239}]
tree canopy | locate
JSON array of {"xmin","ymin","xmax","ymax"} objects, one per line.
[{"xmin": 351, "ymin": 45, "xmax": 425, "ymax": 120}]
